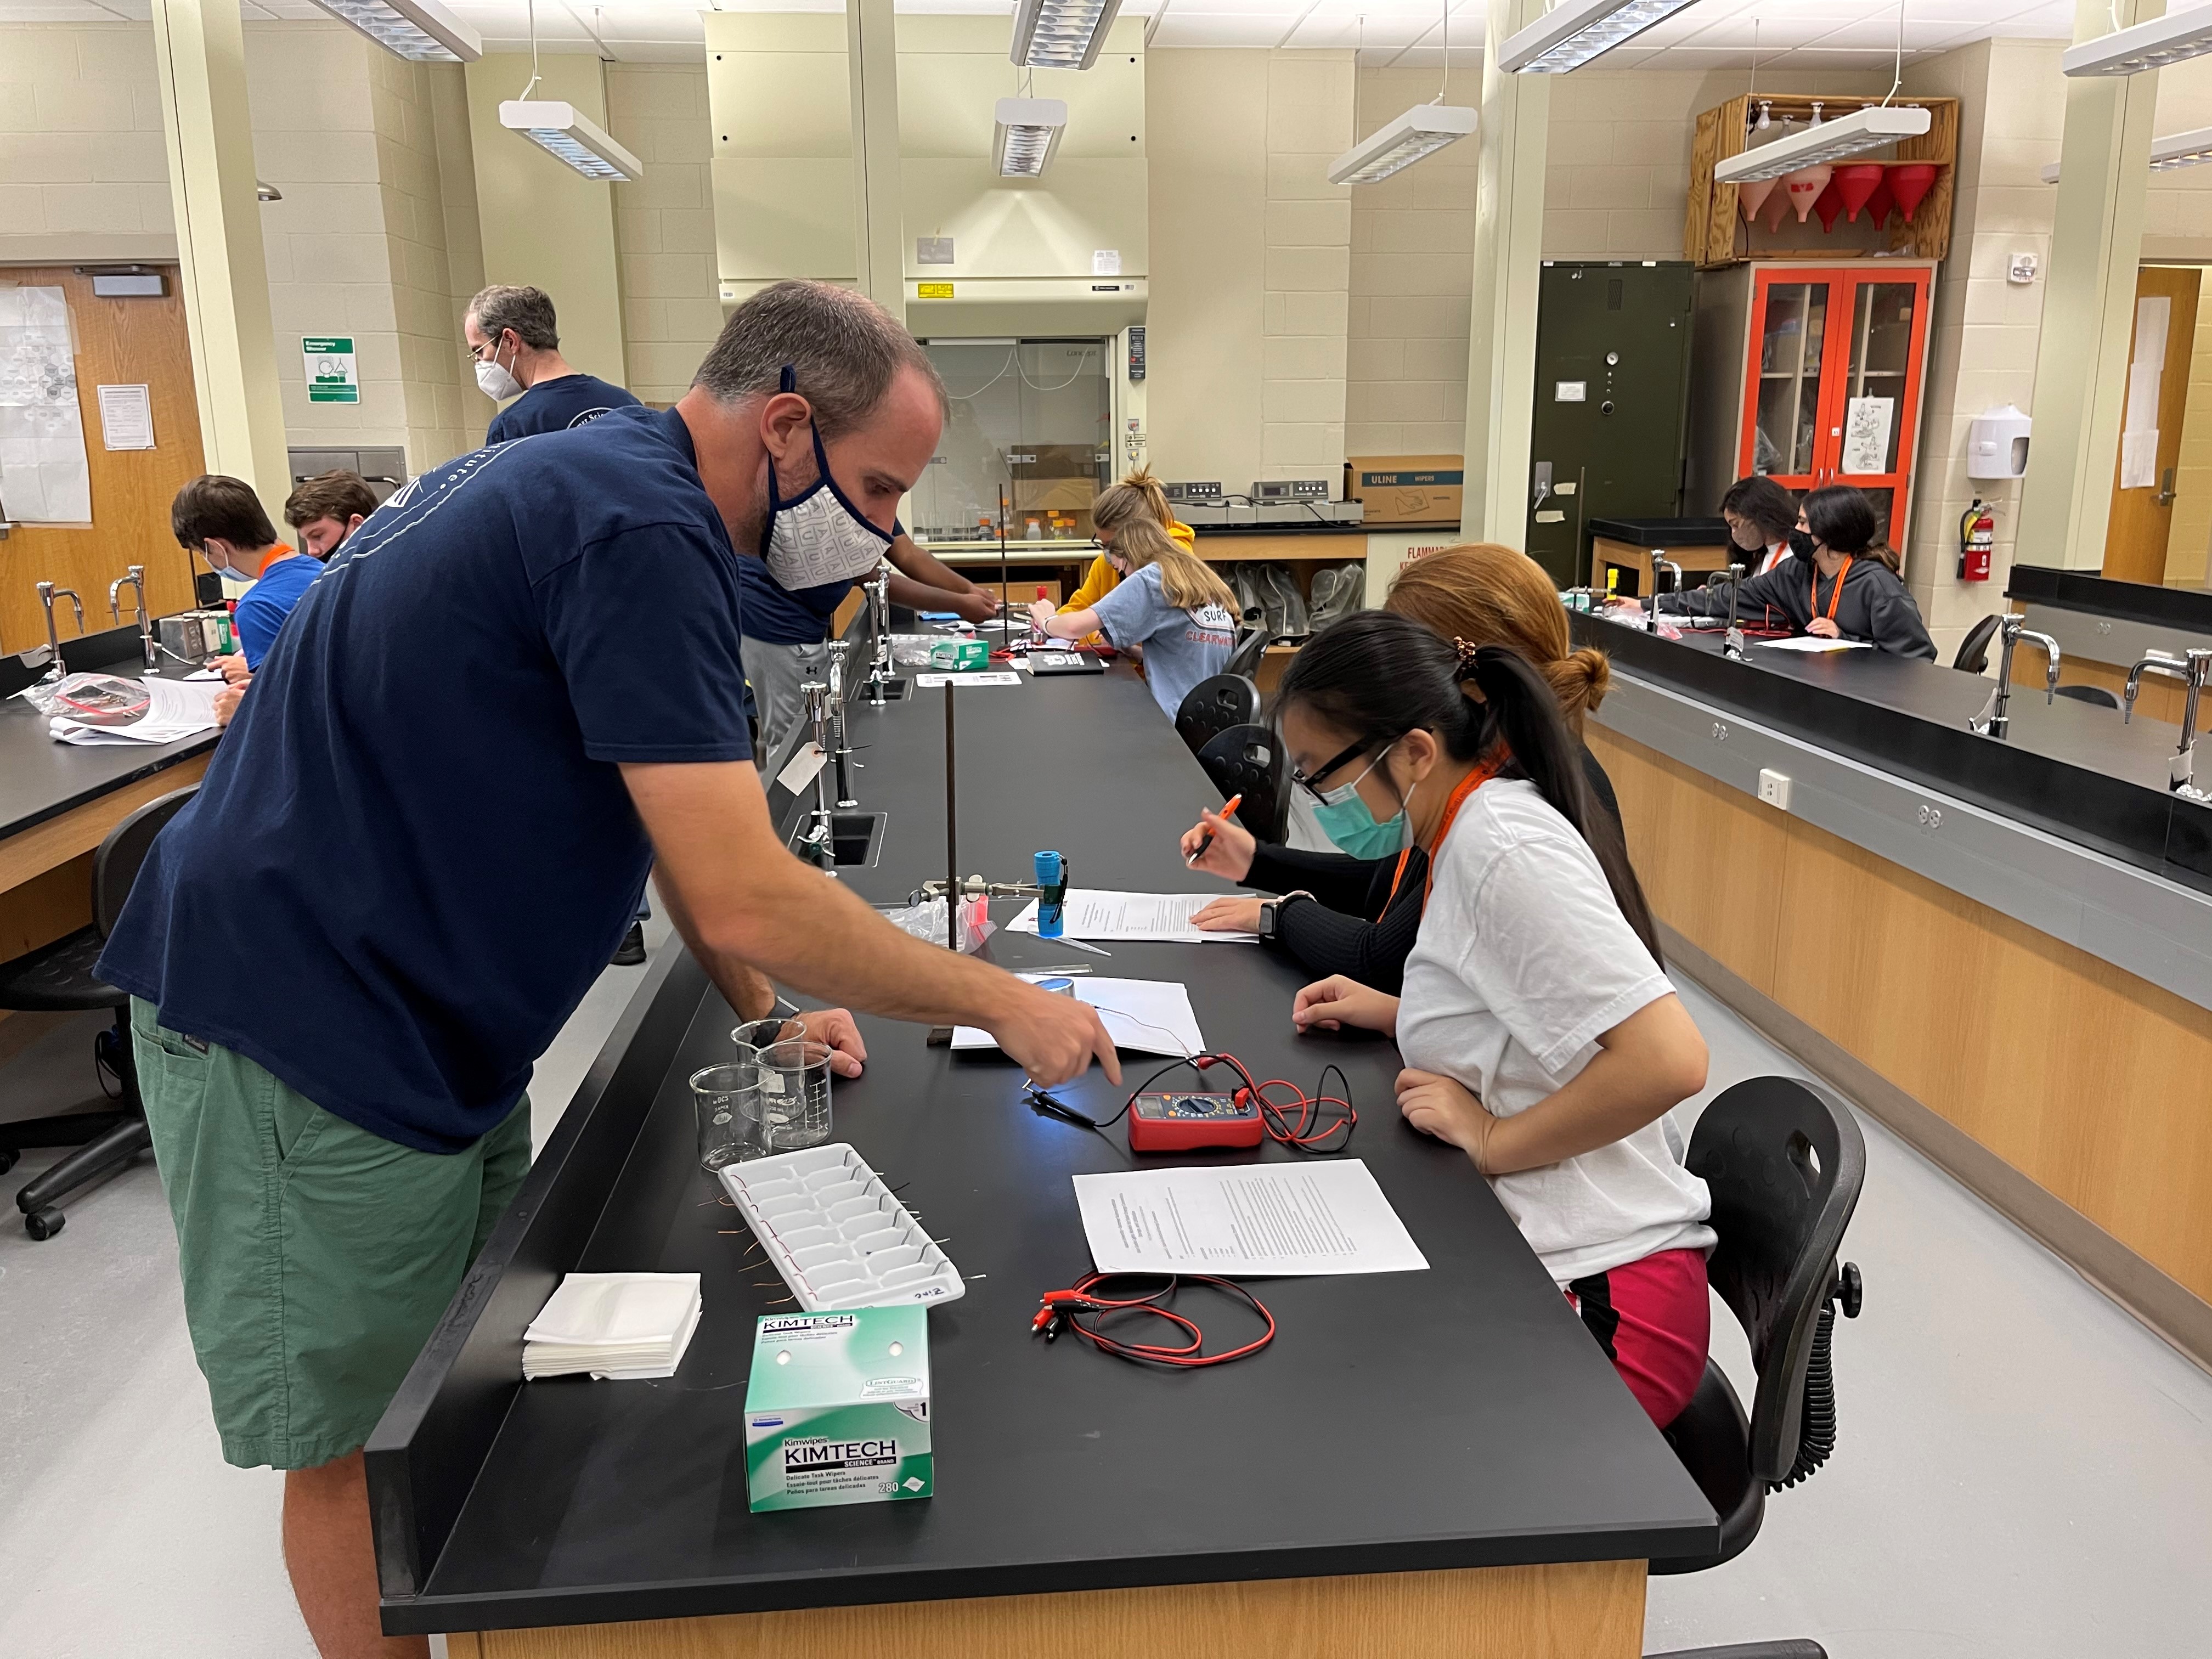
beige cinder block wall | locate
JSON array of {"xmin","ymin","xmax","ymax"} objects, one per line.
[{"xmin": 608, "ymin": 61, "xmax": 722, "ymax": 406}]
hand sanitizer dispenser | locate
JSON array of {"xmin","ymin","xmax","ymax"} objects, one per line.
[{"xmin": 1967, "ymin": 405, "xmax": 2032, "ymax": 481}]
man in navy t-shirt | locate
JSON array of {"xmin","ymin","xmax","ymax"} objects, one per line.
[
  {"xmin": 737, "ymin": 522, "xmax": 998, "ymax": 761},
  {"xmin": 100, "ymin": 280, "xmax": 1118, "ymax": 1649},
  {"xmin": 466, "ymin": 283, "xmax": 643, "ymax": 443}
]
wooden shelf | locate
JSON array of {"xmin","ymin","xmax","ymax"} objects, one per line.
[{"xmin": 1685, "ymin": 94, "xmax": 1959, "ymax": 270}]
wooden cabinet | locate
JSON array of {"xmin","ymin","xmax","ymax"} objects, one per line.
[{"xmin": 1687, "ymin": 260, "xmax": 1934, "ymax": 561}]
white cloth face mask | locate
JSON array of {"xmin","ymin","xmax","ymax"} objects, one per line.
[
  {"xmin": 761, "ymin": 420, "xmax": 894, "ymax": 589},
  {"xmin": 475, "ymin": 340, "xmax": 522, "ymax": 402}
]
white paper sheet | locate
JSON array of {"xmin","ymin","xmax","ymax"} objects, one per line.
[
  {"xmin": 95, "ymin": 383, "xmax": 153, "ymax": 450},
  {"xmin": 2119, "ymin": 428, "xmax": 2160, "ymax": 490},
  {"xmin": 952, "ymin": 975, "xmax": 1204, "ymax": 1057},
  {"xmin": 1752, "ymin": 635, "xmax": 1874, "ymax": 653},
  {"xmin": 48, "ymin": 675, "xmax": 221, "ymax": 745},
  {"xmin": 913, "ymin": 671, "xmax": 1020, "ymax": 687},
  {"xmin": 2135, "ymin": 294, "xmax": 2171, "ymax": 370},
  {"xmin": 1072, "ymin": 1160, "xmax": 1429, "ymax": 1277},
  {"xmin": 1007, "ymin": 889, "xmax": 1259, "ymax": 944},
  {"xmin": 1839, "ymin": 396, "xmax": 1894, "ymax": 475},
  {"xmin": 2125, "ymin": 361, "xmax": 2163, "ymax": 435},
  {"xmin": 0, "ymin": 285, "xmax": 92, "ymax": 523}
]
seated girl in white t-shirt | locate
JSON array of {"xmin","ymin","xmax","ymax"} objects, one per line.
[{"xmin": 1277, "ymin": 611, "xmax": 1716, "ymax": 1426}]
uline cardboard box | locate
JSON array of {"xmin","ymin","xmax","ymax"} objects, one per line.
[
  {"xmin": 744, "ymin": 1307, "xmax": 932, "ymax": 1513},
  {"xmin": 1345, "ymin": 454, "xmax": 1464, "ymax": 526}
]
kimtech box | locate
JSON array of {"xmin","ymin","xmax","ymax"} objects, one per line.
[{"xmin": 744, "ymin": 1307, "xmax": 932, "ymax": 1513}]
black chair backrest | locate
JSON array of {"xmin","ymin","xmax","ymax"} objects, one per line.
[
  {"xmin": 1953, "ymin": 612, "xmax": 2002, "ymax": 675},
  {"xmin": 1223, "ymin": 622, "xmax": 1271, "ymax": 682},
  {"xmin": 93, "ymin": 785, "xmax": 200, "ymax": 938},
  {"xmin": 1686, "ymin": 1076, "xmax": 1865, "ymax": 1487},
  {"xmin": 1174, "ymin": 673, "xmax": 1261, "ymax": 756},
  {"xmin": 2055, "ymin": 682, "xmax": 2121, "ymax": 710},
  {"xmin": 1194, "ymin": 723, "xmax": 1285, "ymax": 844}
]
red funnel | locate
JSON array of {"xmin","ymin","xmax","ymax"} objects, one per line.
[
  {"xmin": 1889, "ymin": 163, "xmax": 1939, "ymax": 225},
  {"xmin": 1834, "ymin": 163, "xmax": 1884, "ymax": 223},
  {"xmin": 1813, "ymin": 179, "xmax": 1844, "ymax": 233},
  {"xmin": 1863, "ymin": 170, "xmax": 1895, "ymax": 229}
]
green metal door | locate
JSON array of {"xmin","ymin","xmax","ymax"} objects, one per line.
[{"xmin": 1525, "ymin": 262, "xmax": 1695, "ymax": 589}]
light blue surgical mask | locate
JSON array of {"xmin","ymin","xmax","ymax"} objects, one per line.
[{"xmin": 1308, "ymin": 744, "xmax": 1411, "ymax": 860}]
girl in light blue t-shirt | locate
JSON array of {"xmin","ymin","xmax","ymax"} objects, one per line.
[{"xmin": 1030, "ymin": 518, "xmax": 1240, "ymax": 719}]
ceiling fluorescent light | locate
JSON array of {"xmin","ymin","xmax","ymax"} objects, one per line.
[
  {"xmin": 499, "ymin": 101, "xmax": 642, "ymax": 183},
  {"xmin": 1499, "ymin": 0, "xmax": 1707, "ymax": 74},
  {"xmin": 304, "ymin": 0, "xmax": 480, "ymax": 63},
  {"xmin": 2042, "ymin": 124, "xmax": 2212, "ymax": 181},
  {"xmin": 1009, "ymin": 0, "xmax": 1125, "ymax": 70},
  {"xmin": 1712, "ymin": 105, "xmax": 1933, "ymax": 185},
  {"xmin": 1328, "ymin": 104, "xmax": 1478, "ymax": 187},
  {"xmin": 994, "ymin": 97, "xmax": 1068, "ymax": 178},
  {"xmin": 2063, "ymin": 5, "xmax": 2212, "ymax": 77}
]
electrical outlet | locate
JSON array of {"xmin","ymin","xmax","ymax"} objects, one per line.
[{"xmin": 1758, "ymin": 768, "xmax": 1793, "ymax": 811}]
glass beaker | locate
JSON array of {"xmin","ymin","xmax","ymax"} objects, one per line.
[
  {"xmin": 690, "ymin": 1062, "xmax": 764, "ymax": 1171},
  {"xmin": 755, "ymin": 1039, "xmax": 834, "ymax": 1150},
  {"xmin": 731, "ymin": 1015, "xmax": 804, "ymax": 1052}
]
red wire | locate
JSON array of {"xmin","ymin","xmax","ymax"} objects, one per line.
[{"xmin": 1037, "ymin": 1271, "xmax": 1276, "ymax": 1367}]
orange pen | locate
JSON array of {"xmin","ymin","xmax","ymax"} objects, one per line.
[{"xmin": 1186, "ymin": 794, "xmax": 1243, "ymax": 865}]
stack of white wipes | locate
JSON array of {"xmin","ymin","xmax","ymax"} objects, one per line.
[{"xmin": 523, "ymin": 1272, "xmax": 702, "ymax": 1380}]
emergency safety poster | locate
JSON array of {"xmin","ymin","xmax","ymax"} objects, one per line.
[{"xmin": 302, "ymin": 336, "xmax": 360, "ymax": 405}]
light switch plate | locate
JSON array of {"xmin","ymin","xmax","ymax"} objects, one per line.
[{"xmin": 1757, "ymin": 768, "xmax": 1793, "ymax": 811}]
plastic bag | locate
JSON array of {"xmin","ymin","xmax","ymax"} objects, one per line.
[
  {"xmin": 1306, "ymin": 562, "xmax": 1365, "ymax": 634},
  {"xmin": 16, "ymin": 672, "xmax": 151, "ymax": 724},
  {"xmin": 1232, "ymin": 562, "xmax": 1308, "ymax": 640},
  {"xmin": 877, "ymin": 895, "xmax": 995, "ymax": 952}
]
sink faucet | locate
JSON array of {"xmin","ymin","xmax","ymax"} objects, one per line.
[
  {"xmin": 1705, "ymin": 562, "xmax": 1748, "ymax": 661},
  {"xmin": 1648, "ymin": 557, "xmax": 1684, "ymax": 629},
  {"xmin": 35, "ymin": 580, "xmax": 84, "ymax": 683},
  {"xmin": 2123, "ymin": 648, "xmax": 2212, "ymax": 802},
  {"xmin": 1966, "ymin": 613, "xmax": 2061, "ymax": 740},
  {"xmin": 108, "ymin": 565, "xmax": 156, "ymax": 669}
]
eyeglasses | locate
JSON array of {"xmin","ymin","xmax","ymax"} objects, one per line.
[{"xmin": 1291, "ymin": 735, "xmax": 1397, "ymax": 804}]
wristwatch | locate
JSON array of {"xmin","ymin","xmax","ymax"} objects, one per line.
[{"xmin": 1257, "ymin": 891, "xmax": 1314, "ymax": 942}]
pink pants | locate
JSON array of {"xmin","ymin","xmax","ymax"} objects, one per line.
[{"xmin": 1564, "ymin": 1246, "xmax": 1711, "ymax": 1427}]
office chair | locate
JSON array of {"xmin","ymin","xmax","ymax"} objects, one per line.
[
  {"xmin": 1953, "ymin": 613, "xmax": 2003, "ymax": 676},
  {"xmin": 1645, "ymin": 1076, "xmax": 1866, "ymax": 1659},
  {"xmin": 1174, "ymin": 673, "xmax": 1261, "ymax": 757},
  {"xmin": 1194, "ymin": 723, "xmax": 1286, "ymax": 844},
  {"xmin": 2054, "ymin": 683, "xmax": 2121, "ymax": 710},
  {"xmin": 0, "ymin": 785, "xmax": 199, "ymax": 1240},
  {"xmin": 1223, "ymin": 609, "xmax": 1272, "ymax": 682}
]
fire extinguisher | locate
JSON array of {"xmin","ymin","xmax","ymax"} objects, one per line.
[{"xmin": 1959, "ymin": 498, "xmax": 1994, "ymax": 582}]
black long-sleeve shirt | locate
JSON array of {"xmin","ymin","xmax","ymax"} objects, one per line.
[
  {"xmin": 1243, "ymin": 747, "xmax": 1622, "ymax": 991},
  {"xmin": 1660, "ymin": 551, "xmax": 1936, "ymax": 661}
]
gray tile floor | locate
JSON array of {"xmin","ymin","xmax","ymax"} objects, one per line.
[{"xmin": 1, "ymin": 952, "xmax": 2206, "ymax": 1658}]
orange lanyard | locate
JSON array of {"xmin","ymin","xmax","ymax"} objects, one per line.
[
  {"xmin": 1811, "ymin": 555, "xmax": 1853, "ymax": 623},
  {"xmin": 1386, "ymin": 754, "xmax": 1503, "ymax": 911}
]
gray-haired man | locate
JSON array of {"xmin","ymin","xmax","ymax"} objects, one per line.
[{"xmin": 465, "ymin": 282, "xmax": 641, "ymax": 443}]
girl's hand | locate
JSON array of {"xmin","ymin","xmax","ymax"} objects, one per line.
[
  {"xmin": 1026, "ymin": 600, "xmax": 1057, "ymax": 633},
  {"xmin": 1397, "ymin": 1068, "xmax": 1502, "ymax": 1171},
  {"xmin": 1178, "ymin": 807, "xmax": 1256, "ymax": 879},
  {"xmin": 1293, "ymin": 975, "xmax": 1397, "ymax": 1036},
  {"xmin": 1191, "ymin": 896, "xmax": 1262, "ymax": 933},
  {"xmin": 1805, "ymin": 617, "xmax": 1841, "ymax": 639}
]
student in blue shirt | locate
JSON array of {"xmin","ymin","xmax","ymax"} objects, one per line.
[
  {"xmin": 169, "ymin": 474, "xmax": 320, "ymax": 672},
  {"xmin": 740, "ymin": 523, "xmax": 998, "ymax": 763},
  {"xmin": 466, "ymin": 284, "xmax": 642, "ymax": 443},
  {"xmin": 1030, "ymin": 516, "xmax": 1240, "ymax": 719},
  {"xmin": 99, "ymin": 281, "xmax": 1116, "ymax": 1657}
]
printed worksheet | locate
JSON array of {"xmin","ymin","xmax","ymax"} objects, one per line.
[
  {"xmin": 1071, "ymin": 1160, "xmax": 1429, "ymax": 1277},
  {"xmin": 1007, "ymin": 889, "xmax": 1257, "ymax": 943}
]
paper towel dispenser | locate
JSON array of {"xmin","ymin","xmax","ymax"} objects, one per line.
[{"xmin": 1967, "ymin": 405, "xmax": 2032, "ymax": 481}]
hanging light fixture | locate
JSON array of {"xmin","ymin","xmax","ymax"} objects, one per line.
[
  {"xmin": 1498, "ymin": 0, "xmax": 1708, "ymax": 76},
  {"xmin": 994, "ymin": 97, "xmax": 1068, "ymax": 177},
  {"xmin": 1009, "ymin": 0, "xmax": 1125, "ymax": 71},
  {"xmin": 2042, "ymin": 125, "xmax": 2212, "ymax": 181},
  {"xmin": 1716, "ymin": 2, "xmax": 1928, "ymax": 185},
  {"xmin": 1328, "ymin": 0, "xmax": 1476, "ymax": 186},
  {"xmin": 2063, "ymin": 5, "xmax": 2212, "ymax": 77},
  {"xmin": 303, "ymin": 0, "xmax": 479, "ymax": 63},
  {"xmin": 500, "ymin": 0, "xmax": 640, "ymax": 182}
]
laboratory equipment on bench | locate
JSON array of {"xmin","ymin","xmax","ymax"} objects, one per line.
[
  {"xmin": 1033, "ymin": 850, "xmax": 1068, "ymax": 937},
  {"xmin": 795, "ymin": 679, "xmax": 838, "ymax": 873},
  {"xmin": 1030, "ymin": 1272, "xmax": 1275, "ymax": 1368},
  {"xmin": 108, "ymin": 566, "xmax": 157, "ymax": 669},
  {"xmin": 1127, "ymin": 1091, "xmax": 1265, "ymax": 1153},
  {"xmin": 862, "ymin": 562, "xmax": 905, "ymax": 704},
  {"xmin": 916, "ymin": 681, "xmax": 1080, "ymax": 949},
  {"xmin": 1025, "ymin": 1052, "xmax": 1356, "ymax": 1154},
  {"xmin": 32, "ymin": 581, "xmax": 82, "ymax": 687},
  {"xmin": 717, "ymin": 1142, "xmax": 966, "ymax": 1311},
  {"xmin": 826, "ymin": 638, "xmax": 857, "ymax": 810},
  {"xmin": 2124, "ymin": 648, "xmax": 2211, "ymax": 800}
]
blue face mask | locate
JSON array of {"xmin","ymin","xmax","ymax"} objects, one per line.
[{"xmin": 1307, "ymin": 744, "xmax": 1410, "ymax": 860}]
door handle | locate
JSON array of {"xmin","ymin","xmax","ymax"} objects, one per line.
[{"xmin": 2158, "ymin": 466, "xmax": 2177, "ymax": 507}]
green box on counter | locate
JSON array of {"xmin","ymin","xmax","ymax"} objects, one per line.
[
  {"xmin": 927, "ymin": 637, "xmax": 988, "ymax": 672},
  {"xmin": 743, "ymin": 1307, "xmax": 932, "ymax": 1512}
]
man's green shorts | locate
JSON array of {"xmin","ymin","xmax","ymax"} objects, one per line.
[{"xmin": 131, "ymin": 998, "xmax": 530, "ymax": 1471}]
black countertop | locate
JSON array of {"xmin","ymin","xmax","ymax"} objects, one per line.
[
  {"xmin": 1573, "ymin": 611, "xmax": 2212, "ymax": 894},
  {"xmin": 0, "ymin": 631, "xmax": 219, "ymax": 848},
  {"xmin": 2006, "ymin": 563, "xmax": 2212, "ymax": 634},
  {"xmin": 1588, "ymin": 517, "xmax": 1731, "ymax": 548},
  {"xmin": 367, "ymin": 654, "xmax": 1716, "ymax": 1636}
]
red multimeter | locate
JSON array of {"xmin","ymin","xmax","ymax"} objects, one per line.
[{"xmin": 1127, "ymin": 1091, "xmax": 1265, "ymax": 1153}]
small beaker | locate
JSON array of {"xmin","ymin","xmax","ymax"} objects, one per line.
[
  {"xmin": 731, "ymin": 1015, "xmax": 804, "ymax": 1052},
  {"xmin": 690, "ymin": 1062, "xmax": 765, "ymax": 1171},
  {"xmin": 756, "ymin": 1039, "xmax": 834, "ymax": 1150}
]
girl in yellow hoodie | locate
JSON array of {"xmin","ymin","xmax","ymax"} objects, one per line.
[{"xmin": 1062, "ymin": 469, "xmax": 1198, "ymax": 641}]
